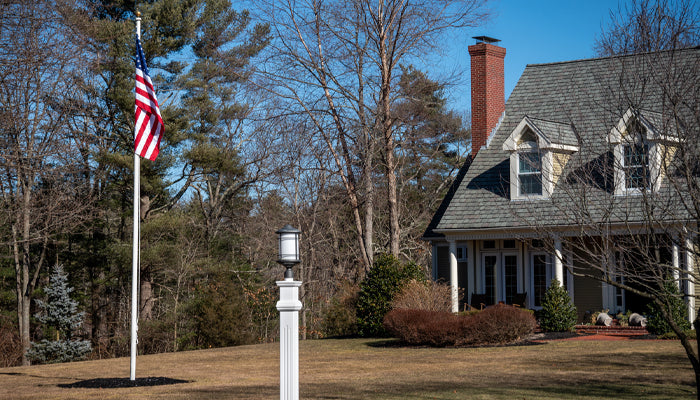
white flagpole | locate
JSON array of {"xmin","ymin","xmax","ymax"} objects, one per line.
[{"xmin": 131, "ymin": 11, "xmax": 142, "ymax": 382}]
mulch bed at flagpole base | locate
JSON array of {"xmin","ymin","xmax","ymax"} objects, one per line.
[{"xmin": 58, "ymin": 377, "xmax": 189, "ymax": 389}]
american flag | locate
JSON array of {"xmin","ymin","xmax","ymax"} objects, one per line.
[{"xmin": 134, "ymin": 37, "xmax": 163, "ymax": 161}]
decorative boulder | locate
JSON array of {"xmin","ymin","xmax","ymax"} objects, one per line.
[
  {"xmin": 596, "ymin": 312, "xmax": 612, "ymax": 326},
  {"xmin": 629, "ymin": 313, "xmax": 647, "ymax": 327}
]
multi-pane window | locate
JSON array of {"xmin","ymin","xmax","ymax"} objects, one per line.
[
  {"xmin": 623, "ymin": 143, "xmax": 649, "ymax": 190},
  {"xmin": 503, "ymin": 239, "xmax": 517, "ymax": 249},
  {"xmin": 518, "ymin": 152, "xmax": 542, "ymax": 195},
  {"xmin": 482, "ymin": 240, "xmax": 497, "ymax": 250}
]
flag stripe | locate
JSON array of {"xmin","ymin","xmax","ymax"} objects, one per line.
[{"xmin": 134, "ymin": 38, "xmax": 163, "ymax": 161}]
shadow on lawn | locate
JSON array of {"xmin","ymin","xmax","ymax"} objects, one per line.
[
  {"xmin": 57, "ymin": 376, "xmax": 189, "ymax": 389},
  {"xmin": 295, "ymin": 379, "xmax": 695, "ymax": 400}
]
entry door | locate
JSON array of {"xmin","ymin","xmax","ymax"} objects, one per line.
[
  {"xmin": 482, "ymin": 254, "xmax": 498, "ymax": 305},
  {"xmin": 482, "ymin": 253, "xmax": 519, "ymax": 305},
  {"xmin": 501, "ymin": 254, "xmax": 519, "ymax": 305}
]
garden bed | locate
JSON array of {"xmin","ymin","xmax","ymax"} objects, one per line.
[{"xmin": 574, "ymin": 324, "xmax": 649, "ymax": 335}]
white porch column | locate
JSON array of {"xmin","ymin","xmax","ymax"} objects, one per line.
[
  {"xmin": 554, "ymin": 237, "xmax": 564, "ymax": 286},
  {"xmin": 672, "ymin": 237, "xmax": 681, "ymax": 290},
  {"xmin": 449, "ymin": 240, "xmax": 459, "ymax": 313},
  {"xmin": 566, "ymin": 249, "xmax": 575, "ymax": 299},
  {"xmin": 467, "ymin": 241, "xmax": 475, "ymax": 303},
  {"xmin": 685, "ymin": 235, "xmax": 696, "ymax": 324}
]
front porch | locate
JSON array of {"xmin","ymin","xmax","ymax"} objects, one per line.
[{"xmin": 433, "ymin": 236, "xmax": 698, "ymax": 323}]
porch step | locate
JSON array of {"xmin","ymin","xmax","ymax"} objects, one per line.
[{"xmin": 574, "ymin": 325, "xmax": 649, "ymax": 335}]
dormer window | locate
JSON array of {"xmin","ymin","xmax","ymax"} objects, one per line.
[
  {"xmin": 518, "ymin": 147, "xmax": 543, "ymax": 196},
  {"xmin": 622, "ymin": 138, "xmax": 649, "ymax": 191},
  {"xmin": 503, "ymin": 116, "xmax": 579, "ymax": 201},
  {"xmin": 608, "ymin": 108, "xmax": 677, "ymax": 196}
]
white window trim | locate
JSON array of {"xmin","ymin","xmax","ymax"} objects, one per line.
[
  {"xmin": 509, "ymin": 146, "xmax": 553, "ymax": 200},
  {"xmin": 609, "ymin": 108, "xmax": 668, "ymax": 196},
  {"xmin": 503, "ymin": 116, "xmax": 579, "ymax": 201},
  {"xmin": 613, "ymin": 133, "xmax": 661, "ymax": 196}
]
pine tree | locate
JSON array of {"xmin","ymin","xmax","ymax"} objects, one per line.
[
  {"xmin": 539, "ymin": 279, "xmax": 578, "ymax": 332},
  {"xmin": 26, "ymin": 265, "xmax": 92, "ymax": 364}
]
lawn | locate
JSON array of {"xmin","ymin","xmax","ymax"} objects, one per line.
[{"xmin": 0, "ymin": 337, "xmax": 695, "ymax": 399}]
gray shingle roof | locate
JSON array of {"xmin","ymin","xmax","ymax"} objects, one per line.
[
  {"xmin": 526, "ymin": 116, "xmax": 578, "ymax": 148},
  {"xmin": 432, "ymin": 47, "xmax": 700, "ymax": 234}
]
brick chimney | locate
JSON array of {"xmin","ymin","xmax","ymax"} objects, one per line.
[{"xmin": 469, "ymin": 36, "xmax": 506, "ymax": 156}]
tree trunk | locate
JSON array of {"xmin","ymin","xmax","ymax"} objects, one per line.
[
  {"xmin": 140, "ymin": 277, "xmax": 154, "ymax": 321},
  {"xmin": 378, "ymin": 24, "xmax": 399, "ymax": 257},
  {"xmin": 17, "ymin": 288, "xmax": 30, "ymax": 366}
]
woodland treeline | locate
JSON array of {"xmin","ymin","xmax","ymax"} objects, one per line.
[{"xmin": 0, "ymin": 0, "xmax": 481, "ymax": 366}]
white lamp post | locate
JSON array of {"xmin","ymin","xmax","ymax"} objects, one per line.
[{"xmin": 276, "ymin": 225, "xmax": 302, "ymax": 400}]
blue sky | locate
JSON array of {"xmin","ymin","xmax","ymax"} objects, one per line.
[{"xmin": 440, "ymin": 0, "xmax": 619, "ymax": 111}]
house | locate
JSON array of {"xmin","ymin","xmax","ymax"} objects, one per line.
[{"xmin": 424, "ymin": 37, "xmax": 700, "ymax": 322}]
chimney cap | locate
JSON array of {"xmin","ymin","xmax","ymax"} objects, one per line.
[{"xmin": 472, "ymin": 36, "xmax": 500, "ymax": 44}]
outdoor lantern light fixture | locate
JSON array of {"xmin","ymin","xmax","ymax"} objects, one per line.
[
  {"xmin": 276, "ymin": 224, "xmax": 300, "ymax": 280},
  {"xmin": 275, "ymin": 224, "xmax": 302, "ymax": 400}
]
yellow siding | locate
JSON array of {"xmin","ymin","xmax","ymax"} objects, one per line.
[{"xmin": 552, "ymin": 153, "xmax": 570, "ymax": 186}]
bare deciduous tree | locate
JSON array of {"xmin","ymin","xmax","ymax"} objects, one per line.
[
  {"xmin": 254, "ymin": 0, "xmax": 488, "ymax": 274},
  {"xmin": 0, "ymin": 0, "xmax": 91, "ymax": 365}
]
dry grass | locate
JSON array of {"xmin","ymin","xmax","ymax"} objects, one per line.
[{"xmin": 0, "ymin": 338, "xmax": 695, "ymax": 399}]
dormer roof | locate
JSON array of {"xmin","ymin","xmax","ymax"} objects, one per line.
[
  {"xmin": 608, "ymin": 107, "xmax": 679, "ymax": 145},
  {"xmin": 503, "ymin": 116, "xmax": 579, "ymax": 153}
]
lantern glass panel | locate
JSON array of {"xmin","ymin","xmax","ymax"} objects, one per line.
[{"xmin": 279, "ymin": 233, "xmax": 299, "ymax": 262}]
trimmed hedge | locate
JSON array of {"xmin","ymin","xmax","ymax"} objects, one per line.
[{"xmin": 383, "ymin": 304, "xmax": 536, "ymax": 347}]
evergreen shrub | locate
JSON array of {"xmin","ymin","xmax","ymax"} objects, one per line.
[
  {"xmin": 356, "ymin": 254, "xmax": 426, "ymax": 337},
  {"xmin": 185, "ymin": 272, "xmax": 256, "ymax": 349},
  {"xmin": 383, "ymin": 304, "xmax": 536, "ymax": 346},
  {"xmin": 26, "ymin": 265, "xmax": 92, "ymax": 364},
  {"xmin": 646, "ymin": 280, "xmax": 691, "ymax": 335},
  {"xmin": 538, "ymin": 279, "xmax": 578, "ymax": 332}
]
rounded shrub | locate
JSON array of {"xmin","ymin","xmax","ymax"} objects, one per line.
[
  {"xmin": 356, "ymin": 254, "xmax": 426, "ymax": 337},
  {"xmin": 383, "ymin": 304, "xmax": 536, "ymax": 347},
  {"xmin": 646, "ymin": 280, "xmax": 690, "ymax": 335},
  {"xmin": 538, "ymin": 279, "xmax": 578, "ymax": 332},
  {"xmin": 466, "ymin": 305, "xmax": 537, "ymax": 345}
]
